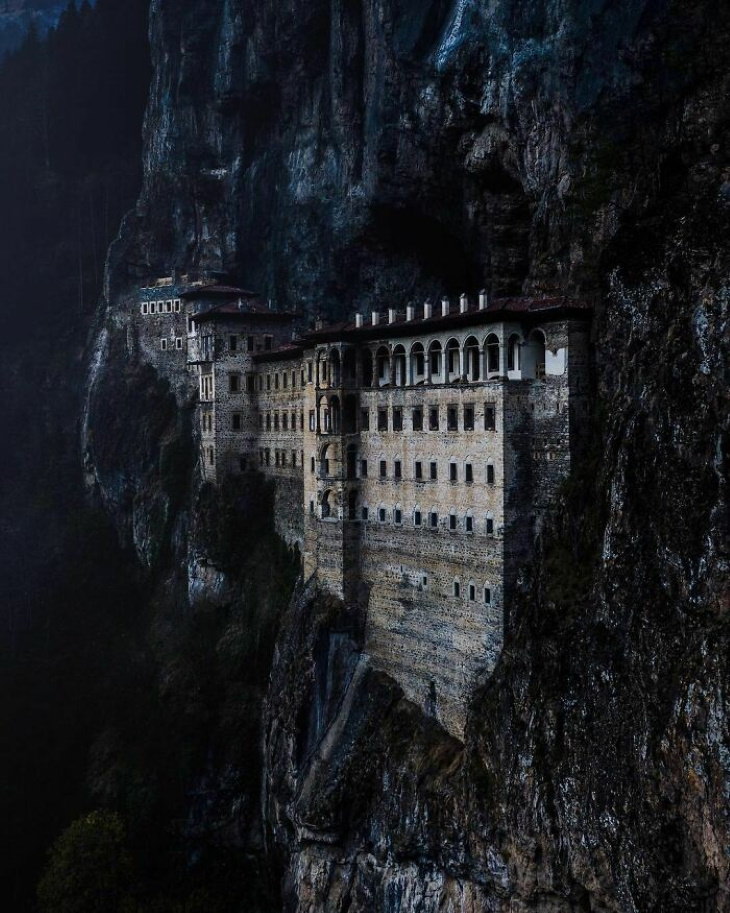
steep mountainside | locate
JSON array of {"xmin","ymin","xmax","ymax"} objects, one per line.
[{"xmin": 86, "ymin": 1, "xmax": 728, "ymax": 911}]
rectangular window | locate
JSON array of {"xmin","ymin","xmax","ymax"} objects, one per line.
[
  {"xmin": 484, "ymin": 587, "xmax": 491, "ymax": 604},
  {"xmin": 308, "ymin": 362, "xmax": 313, "ymax": 382},
  {"xmin": 274, "ymin": 413, "xmax": 279, "ymax": 430},
  {"xmin": 447, "ymin": 405, "xmax": 458, "ymax": 431},
  {"xmin": 266, "ymin": 375, "xmax": 271, "ymax": 390},
  {"xmin": 361, "ymin": 506, "xmax": 369, "ymax": 521},
  {"xmin": 484, "ymin": 404, "xmax": 496, "ymax": 431},
  {"xmin": 379, "ymin": 508, "xmax": 386, "ymax": 523},
  {"xmin": 449, "ymin": 513, "xmax": 457, "ymax": 531},
  {"xmin": 377, "ymin": 409, "xmax": 388, "ymax": 432},
  {"xmin": 275, "ymin": 451, "xmax": 280, "ymax": 466},
  {"xmin": 265, "ymin": 449, "xmax": 270, "ymax": 465},
  {"xmin": 394, "ymin": 460, "xmax": 402, "ymax": 479},
  {"xmin": 259, "ymin": 450, "xmax": 264, "ymax": 466},
  {"xmin": 300, "ymin": 413, "xmax": 304, "ymax": 431},
  {"xmin": 449, "ymin": 463, "xmax": 457, "ymax": 482},
  {"xmin": 469, "ymin": 583, "xmax": 476, "ymax": 601},
  {"xmin": 360, "ymin": 409, "xmax": 370, "ymax": 431},
  {"xmin": 393, "ymin": 408, "xmax": 403, "ymax": 431},
  {"xmin": 258, "ymin": 375, "xmax": 263, "ymax": 391},
  {"xmin": 174, "ymin": 299, "xmax": 181, "ymax": 313},
  {"xmin": 394, "ymin": 508, "xmax": 402, "ymax": 525},
  {"xmin": 487, "ymin": 464, "xmax": 495, "ymax": 484},
  {"xmin": 292, "ymin": 451, "xmax": 297, "ymax": 467},
  {"xmin": 466, "ymin": 515, "xmax": 473, "ymax": 533},
  {"xmin": 429, "ymin": 511, "xmax": 438, "ymax": 528},
  {"xmin": 453, "ymin": 581, "xmax": 460, "ymax": 598},
  {"xmin": 274, "ymin": 374, "xmax": 280, "ymax": 389},
  {"xmin": 160, "ymin": 338, "xmax": 168, "ymax": 351},
  {"xmin": 232, "ymin": 413, "xmax": 242, "ymax": 431},
  {"xmin": 283, "ymin": 414, "xmax": 288, "ymax": 430},
  {"xmin": 174, "ymin": 337, "xmax": 183, "ymax": 350},
  {"xmin": 486, "ymin": 517, "xmax": 494, "ymax": 535},
  {"xmin": 292, "ymin": 411, "xmax": 297, "ymax": 430},
  {"xmin": 310, "ymin": 500, "xmax": 315, "ymax": 514},
  {"xmin": 311, "ymin": 456, "xmax": 315, "ymax": 473},
  {"xmin": 414, "ymin": 510, "xmax": 422, "ymax": 527},
  {"xmin": 165, "ymin": 300, "xmax": 172, "ymax": 313},
  {"xmin": 247, "ymin": 336, "xmax": 255, "ymax": 353},
  {"xmin": 429, "ymin": 461, "xmax": 437, "ymax": 481},
  {"xmin": 414, "ymin": 461, "xmax": 423, "ymax": 480},
  {"xmin": 360, "ymin": 459, "xmax": 368, "ymax": 478},
  {"xmin": 464, "ymin": 405, "xmax": 474, "ymax": 431},
  {"xmin": 281, "ymin": 452, "xmax": 287, "ymax": 466},
  {"xmin": 229, "ymin": 374, "xmax": 241, "ymax": 393},
  {"xmin": 465, "ymin": 463, "xmax": 473, "ymax": 483},
  {"xmin": 141, "ymin": 303, "xmax": 148, "ymax": 315},
  {"xmin": 412, "ymin": 407, "xmax": 423, "ymax": 431},
  {"xmin": 309, "ymin": 410, "xmax": 316, "ymax": 431},
  {"xmin": 379, "ymin": 460, "xmax": 387, "ymax": 479},
  {"xmin": 229, "ymin": 335, "xmax": 238, "ymax": 352},
  {"xmin": 266, "ymin": 414, "xmax": 271, "ymax": 431},
  {"xmin": 246, "ymin": 374, "xmax": 256, "ymax": 392},
  {"xmin": 264, "ymin": 335, "xmax": 273, "ymax": 351},
  {"xmin": 283, "ymin": 373, "xmax": 288, "ymax": 389},
  {"xmin": 429, "ymin": 406, "xmax": 439, "ymax": 431}
]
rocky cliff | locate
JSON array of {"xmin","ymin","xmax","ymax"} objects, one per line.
[{"xmin": 87, "ymin": 1, "xmax": 729, "ymax": 910}]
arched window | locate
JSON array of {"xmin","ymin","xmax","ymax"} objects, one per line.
[
  {"xmin": 410, "ymin": 342, "xmax": 425, "ymax": 385},
  {"xmin": 361, "ymin": 349, "xmax": 374, "ymax": 387},
  {"xmin": 393, "ymin": 345, "xmax": 407, "ymax": 387},
  {"xmin": 483, "ymin": 584, "xmax": 492, "ymax": 605},
  {"xmin": 453, "ymin": 578, "xmax": 461, "ymax": 598},
  {"xmin": 329, "ymin": 395, "xmax": 341, "ymax": 433},
  {"xmin": 393, "ymin": 503, "xmax": 403, "ymax": 525},
  {"xmin": 464, "ymin": 335, "xmax": 480, "ymax": 382},
  {"xmin": 445, "ymin": 338, "xmax": 460, "ymax": 381},
  {"xmin": 507, "ymin": 333, "xmax": 521, "ymax": 373},
  {"xmin": 465, "ymin": 510, "xmax": 474, "ymax": 533},
  {"xmin": 486, "ymin": 333, "xmax": 500, "ymax": 375},
  {"xmin": 523, "ymin": 329, "xmax": 546, "ymax": 380},
  {"xmin": 486, "ymin": 513, "xmax": 494, "ymax": 536},
  {"xmin": 376, "ymin": 346, "xmax": 391, "ymax": 386},
  {"xmin": 468, "ymin": 580, "xmax": 476, "ymax": 602},
  {"xmin": 413, "ymin": 504, "xmax": 422, "ymax": 527},
  {"xmin": 321, "ymin": 489, "xmax": 333, "ymax": 519},
  {"xmin": 428, "ymin": 341, "xmax": 443, "ymax": 383},
  {"xmin": 329, "ymin": 349, "xmax": 341, "ymax": 386}
]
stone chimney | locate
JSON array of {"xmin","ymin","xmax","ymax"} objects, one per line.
[
  {"xmin": 388, "ymin": 308, "xmax": 397, "ymax": 324},
  {"xmin": 371, "ymin": 311, "xmax": 380, "ymax": 326},
  {"xmin": 460, "ymin": 293, "xmax": 468, "ymax": 314},
  {"xmin": 406, "ymin": 305, "xmax": 415, "ymax": 321},
  {"xmin": 423, "ymin": 300, "xmax": 433, "ymax": 319},
  {"xmin": 355, "ymin": 313, "xmax": 363, "ymax": 328},
  {"xmin": 441, "ymin": 296, "xmax": 450, "ymax": 317},
  {"xmin": 479, "ymin": 289, "xmax": 489, "ymax": 310}
]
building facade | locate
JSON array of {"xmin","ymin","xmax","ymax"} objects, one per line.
[{"xmin": 132, "ymin": 280, "xmax": 591, "ymax": 737}]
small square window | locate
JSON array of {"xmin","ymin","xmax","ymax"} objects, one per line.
[
  {"xmin": 464, "ymin": 405, "xmax": 474, "ymax": 431},
  {"xmin": 429, "ymin": 461, "xmax": 437, "ymax": 481},
  {"xmin": 393, "ymin": 408, "xmax": 403, "ymax": 431},
  {"xmin": 412, "ymin": 407, "xmax": 423, "ymax": 431},
  {"xmin": 414, "ymin": 461, "xmax": 423, "ymax": 480}
]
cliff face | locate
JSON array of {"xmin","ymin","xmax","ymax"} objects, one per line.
[{"xmin": 88, "ymin": 0, "xmax": 729, "ymax": 910}]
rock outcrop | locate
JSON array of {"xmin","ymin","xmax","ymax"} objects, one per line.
[{"xmin": 86, "ymin": 1, "xmax": 729, "ymax": 910}]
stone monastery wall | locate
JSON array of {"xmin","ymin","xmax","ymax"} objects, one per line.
[{"xmin": 130, "ymin": 280, "xmax": 592, "ymax": 737}]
